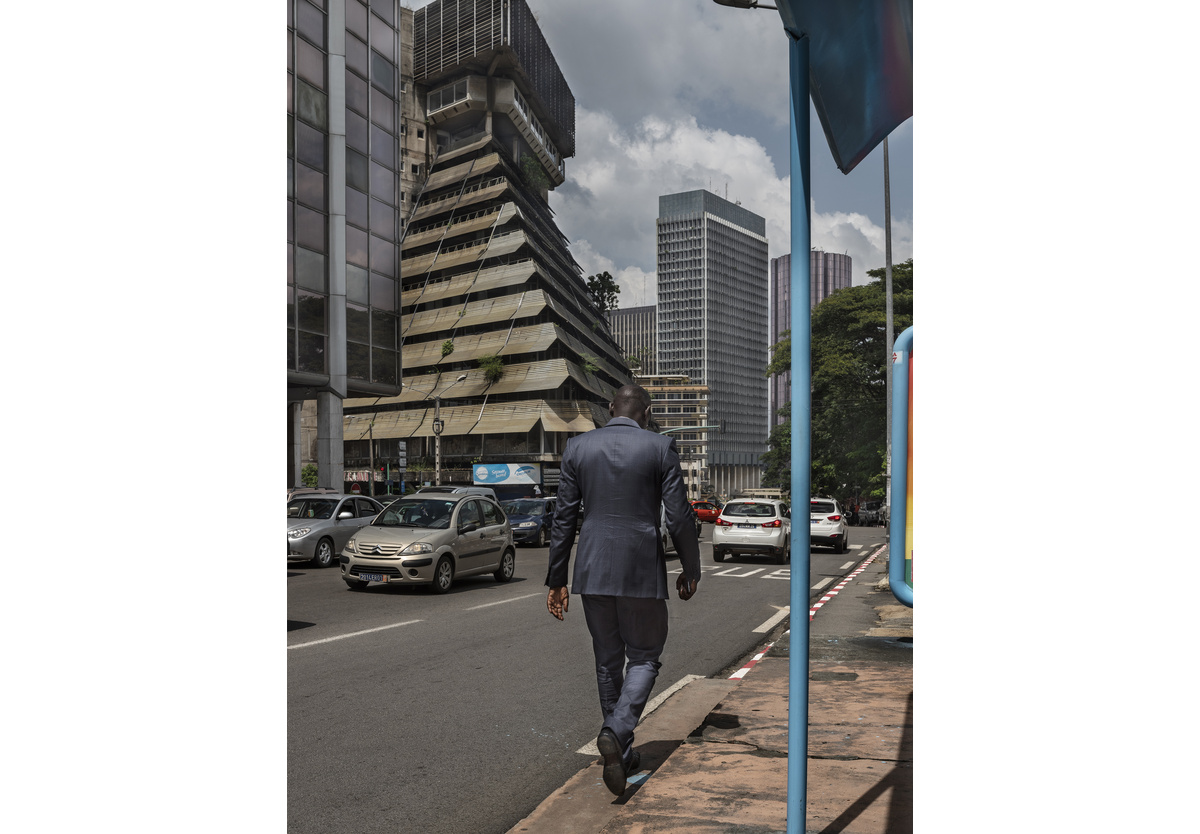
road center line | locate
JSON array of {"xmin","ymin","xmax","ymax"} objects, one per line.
[
  {"xmin": 466, "ymin": 592, "xmax": 543, "ymax": 611},
  {"xmin": 811, "ymin": 577, "xmax": 835, "ymax": 591},
  {"xmin": 753, "ymin": 606, "xmax": 791, "ymax": 633},
  {"xmin": 288, "ymin": 619, "xmax": 423, "ymax": 650}
]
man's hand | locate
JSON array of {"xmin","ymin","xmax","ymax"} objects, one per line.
[
  {"xmin": 547, "ymin": 586, "xmax": 570, "ymax": 620},
  {"xmin": 676, "ymin": 574, "xmax": 698, "ymax": 601}
]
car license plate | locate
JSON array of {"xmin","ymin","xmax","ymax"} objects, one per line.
[
  {"xmin": 810, "ymin": 518, "xmax": 821, "ymax": 525},
  {"xmin": 737, "ymin": 523, "xmax": 754, "ymax": 529},
  {"xmin": 359, "ymin": 573, "xmax": 386, "ymax": 582}
]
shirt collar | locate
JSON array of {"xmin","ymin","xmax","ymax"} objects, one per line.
[{"xmin": 605, "ymin": 416, "xmax": 644, "ymax": 429}]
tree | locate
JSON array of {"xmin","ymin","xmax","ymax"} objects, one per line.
[
  {"xmin": 301, "ymin": 463, "xmax": 319, "ymax": 488},
  {"xmin": 760, "ymin": 259, "xmax": 913, "ymax": 503},
  {"xmin": 585, "ymin": 271, "xmax": 621, "ymax": 314}
]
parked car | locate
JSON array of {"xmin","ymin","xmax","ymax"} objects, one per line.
[
  {"xmin": 287, "ymin": 494, "xmax": 383, "ymax": 568},
  {"xmin": 286, "ymin": 486, "xmax": 338, "ymax": 501},
  {"xmin": 415, "ymin": 485, "xmax": 498, "ymax": 501},
  {"xmin": 809, "ymin": 497, "xmax": 849, "ymax": 552},
  {"xmin": 660, "ymin": 503, "xmax": 703, "ymax": 555},
  {"xmin": 341, "ymin": 494, "xmax": 515, "ymax": 594},
  {"xmin": 376, "ymin": 493, "xmax": 406, "ymax": 510},
  {"xmin": 501, "ymin": 497, "xmax": 556, "ymax": 547},
  {"xmin": 691, "ymin": 500, "xmax": 722, "ymax": 523},
  {"xmin": 859, "ymin": 501, "xmax": 881, "ymax": 526},
  {"xmin": 712, "ymin": 499, "xmax": 792, "ymax": 564}
]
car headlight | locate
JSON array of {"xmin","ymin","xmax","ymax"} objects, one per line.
[
  {"xmin": 288, "ymin": 527, "xmax": 311, "ymax": 539},
  {"xmin": 344, "ymin": 539, "xmax": 357, "ymax": 553},
  {"xmin": 516, "ymin": 521, "xmax": 537, "ymax": 528},
  {"xmin": 401, "ymin": 542, "xmax": 433, "ymax": 555}
]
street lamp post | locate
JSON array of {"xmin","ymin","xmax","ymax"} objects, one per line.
[{"xmin": 429, "ymin": 373, "xmax": 467, "ymax": 487}]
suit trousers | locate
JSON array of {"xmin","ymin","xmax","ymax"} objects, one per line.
[{"xmin": 581, "ymin": 594, "xmax": 669, "ymax": 763}]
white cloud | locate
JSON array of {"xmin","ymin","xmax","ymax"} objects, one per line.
[
  {"xmin": 811, "ymin": 206, "xmax": 914, "ymax": 286},
  {"xmin": 554, "ymin": 109, "xmax": 913, "ymax": 303},
  {"xmin": 569, "ymin": 239, "xmax": 656, "ymax": 308},
  {"xmin": 552, "ymin": 109, "xmax": 792, "ymax": 306}
]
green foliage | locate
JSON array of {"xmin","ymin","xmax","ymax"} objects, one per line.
[
  {"xmin": 520, "ymin": 154, "xmax": 550, "ymax": 192},
  {"xmin": 301, "ymin": 464, "xmax": 319, "ymax": 488},
  {"xmin": 626, "ymin": 354, "xmax": 641, "ymax": 369},
  {"xmin": 478, "ymin": 354, "xmax": 505, "ymax": 384},
  {"xmin": 585, "ymin": 270, "xmax": 621, "ymax": 314},
  {"xmin": 760, "ymin": 402, "xmax": 790, "ymax": 489},
  {"xmin": 440, "ymin": 339, "xmax": 455, "ymax": 357},
  {"xmin": 761, "ymin": 259, "xmax": 913, "ymax": 501},
  {"xmin": 580, "ymin": 353, "xmax": 600, "ymax": 374}
]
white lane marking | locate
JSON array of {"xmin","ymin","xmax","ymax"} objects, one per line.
[
  {"xmin": 466, "ymin": 592, "xmax": 543, "ymax": 611},
  {"xmin": 712, "ymin": 567, "xmax": 766, "ymax": 578},
  {"xmin": 288, "ymin": 620, "xmax": 422, "ymax": 650},
  {"xmin": 753, "ymin": 606, "xmax": 791, "ymax": 633},
  {"xmin": 839, "ymin": 562, "xmax": 856, "ymax": 570},
  {"xmin": 575, "ymin": 674, "xmax": 704, "ymax": 755},
  {"xmin": 811, "ymin": 577, "xmax": 835, "ymax": 591}
]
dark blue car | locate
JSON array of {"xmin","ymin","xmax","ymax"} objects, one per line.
[{"xmin": 500, "ymin": 498, "xmax": 556, "ymax": 547}]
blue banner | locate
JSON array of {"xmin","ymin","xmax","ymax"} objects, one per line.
[{"xmin": 472, "ymin": 463, "xmax": 542, "ymax": 485}]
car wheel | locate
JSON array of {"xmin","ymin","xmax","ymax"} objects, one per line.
[
  {"xmin": 431, "ymin": 556, "xmax": 454, "ymax": 594},
  {"xmin": 713, "ymin": 550, "xmax": 726, "ymax": 563},
  {"xmin": 494, "ymin": 549, "xmax": 515, "ymax": 582},
  {"xmin": 312, "ymin": 538, "xmax": 336, "ymax": 568},
  {"xmin": 345, "ymin": 578, "xmax": 369, "ymax": 591},
  {"xmin": 785, "ymin": 537, "xmax": 791, "ymax": 564},
  {"xmin": 839, "ymin": 535, "xmax": 849, "ymax": 554},
  {"xmin": 535, "ymin": 527, "xmax": 546, "ymax": 548},
  {"xmin": 772, "ymin": 545, "xmax": 786, "ymax": 565}
]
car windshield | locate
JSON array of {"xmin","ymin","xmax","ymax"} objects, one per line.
[
  {"xmin": 811, "ymin": 502, "xmax": 836, "ymax": 514},
  {"xmin": 502, "ymin": 500, "xmax": 545, "ymax": 516},
  {"xmin": 288, "ymin": 498, "xmax": 339, "ymax": 519},
  {"xmin": 724, "ymin": 502, "xmax": 776, "ymax": 518},
  {"xmin": 372, "ymin": 498, "xmax": 456, "ymax": 529}
]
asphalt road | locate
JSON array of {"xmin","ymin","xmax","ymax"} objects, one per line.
[{"xmin": 287, "ymin": 522, "xmax": 888, "ymax": 834}]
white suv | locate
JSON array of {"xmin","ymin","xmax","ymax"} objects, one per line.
[
  {"xmin": 809, "ymin": 497, "xmax": 849, "ymax": 552},
  {"xmin": 712, "ymin": 498, "xmax": 791, "ymax": 564}
]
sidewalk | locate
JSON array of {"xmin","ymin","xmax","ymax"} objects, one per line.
[{"xmin": 508, "ymin": 551, "xmax": 912, "ymax": 834}]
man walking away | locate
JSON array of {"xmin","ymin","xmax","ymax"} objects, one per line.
[{"xmin": 545, "ymin": 384, "xmax": 702, "ymax": 797}]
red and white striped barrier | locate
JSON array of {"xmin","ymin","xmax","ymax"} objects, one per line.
[
  {"xmin": 726, "ymin": 545, "xmax": 887, "ymax": 679},
  {"xmin": 808, "ymin": 547, "xmax": 883, "ymax": 620}
]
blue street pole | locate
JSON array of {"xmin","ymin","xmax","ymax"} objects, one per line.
[{"xmin": 786, "ymin": 29, "xmax": 811, "ymax": 834}]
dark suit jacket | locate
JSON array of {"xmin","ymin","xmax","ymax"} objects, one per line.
[{"xmin": 545, "ymin": 416, "xmax": 702, "ymax": 598}]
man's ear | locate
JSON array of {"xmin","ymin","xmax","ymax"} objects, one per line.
[{"xmin": 608, "ymin": 402, "xmax": 615, "ymax": 416}]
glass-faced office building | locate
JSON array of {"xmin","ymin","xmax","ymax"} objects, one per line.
[
  {"xmin": 287, "ymin": 0, "xmax": 422, "ymax": 488},
  {"xmin": 768, "ymin": 250, "xmax": 852, "ymax": 427},
  {"xmin": 656, "ymin": 190, "xmax": 769, "ymax": 499}
]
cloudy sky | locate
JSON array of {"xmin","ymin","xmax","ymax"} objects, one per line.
[{"xmin": 405, "ymin": 0, "xmax": 913, "ymax": 306}]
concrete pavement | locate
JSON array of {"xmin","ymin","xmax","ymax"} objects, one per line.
[{"xmin": 507, "ymin": 548, "xmax": 912, "ymax": 834}]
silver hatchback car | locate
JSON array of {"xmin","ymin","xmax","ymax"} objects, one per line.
[
  {"xmin": 712, "ymin": 499, "xmax": 792, "ymax": 564},
  {"xmin": 341, "ymin": 495, "xmax": 515, "ymax": 594},
  {"xmin": 287, "ymin": 494, "xmax": 384, "ymax": 568}
]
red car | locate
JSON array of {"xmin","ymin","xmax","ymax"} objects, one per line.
[{"xmin": 691, "ymin": 500, "xmax": 722, "ymax": 523}]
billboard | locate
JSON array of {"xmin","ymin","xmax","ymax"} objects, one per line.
[{"xmin": 473, "ymin": 463, "xmax": 542, "ymax": 486}]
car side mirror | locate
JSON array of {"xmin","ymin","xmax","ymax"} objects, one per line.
[
  {"xmin": 460, "ymin": 521, "xmax": 480, "ymax": 534},
  {"xmin": 338, "ymin": 511, "xmax": 353, "ymax": 519}
]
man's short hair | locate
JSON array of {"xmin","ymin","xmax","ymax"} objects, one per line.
[{"xmin": 612, "ymin": 384, "xmax": 651, "ymax": 414}]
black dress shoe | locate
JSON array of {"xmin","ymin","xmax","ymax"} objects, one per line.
[{"xmin": 596, "ymin": 728, "xmax": 627, "ymax": 796}]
